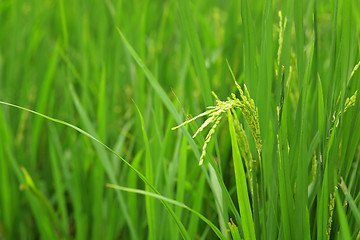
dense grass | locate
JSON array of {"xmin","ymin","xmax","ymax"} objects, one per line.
[{"xmin": 1, "ymin": 0, "xmax": 360, "ymax": 239}]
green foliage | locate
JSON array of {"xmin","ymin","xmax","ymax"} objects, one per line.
[{"xmin": 1, "ymin": 0, "xmax": 360, "ymax": 239}]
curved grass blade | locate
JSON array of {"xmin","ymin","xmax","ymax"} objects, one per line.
[
  {"xmin": 106, "ymin": 184, "xmax": 226, "ymax": 240},
  {"xmin": 69, "ymin": 85, "xmax": 138, "ymax": 239},
  {"xmin": 0, "ymin": 100, "xmax": 191, "ymax": 240}
]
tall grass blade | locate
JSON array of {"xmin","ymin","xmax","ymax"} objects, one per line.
[
  {"xmin": 335, "ymin": 189, "xmax": 351, "ymax": 239},
  {"xmin": 228, "ymin": 109, "xmax": 255, "ymax": 240},
  {"xmin": 134, "ymin": 102, "xmax": 156, "ymax": 240}
]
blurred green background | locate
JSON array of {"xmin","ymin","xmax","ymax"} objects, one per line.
[{"xmin": 1, "ymin": 0, "xmax": 360, "ymax": 239}]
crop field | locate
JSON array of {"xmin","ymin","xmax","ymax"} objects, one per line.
[{"xmin": 0, "ymin": 0, "xmax": 360, "ymax": 239}]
